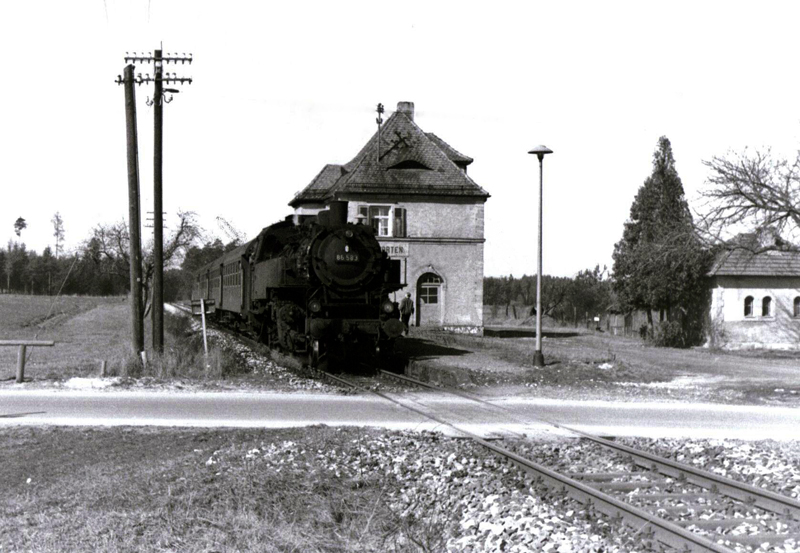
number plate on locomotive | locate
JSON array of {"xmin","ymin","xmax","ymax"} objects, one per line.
[{"xmin": 335, "ymin": 253, "xmax": 360, "ymax": 263}]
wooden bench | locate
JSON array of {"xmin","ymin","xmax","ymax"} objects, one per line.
[{"xmin": 0, "ymin": 340, "xmax": 55, "ymax": 383}]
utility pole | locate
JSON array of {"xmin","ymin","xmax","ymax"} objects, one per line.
[
  {"xmin": 153, "ymin": 48, "xmax": 164, "ymax": 353},
  {"xmin": 122, "ymin": 64, "xmax": 144, "ymax": 354},
  {"xmin": 117, "ymin": 48, "xmax": 192, "ymax": 353}
]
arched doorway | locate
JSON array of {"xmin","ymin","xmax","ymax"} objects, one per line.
[{"xmin": 416, "ymin": 272, "xmax": 443, "ymax": 326}]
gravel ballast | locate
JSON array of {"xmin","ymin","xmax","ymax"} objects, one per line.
[{"xmin": 208, "ymin": 429, "xmax": 800, "ymax": 552}]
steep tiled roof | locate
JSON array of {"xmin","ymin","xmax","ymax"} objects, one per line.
[
  {"xmin": 290, "ymin": 106, "xmax": 488, "ymax": 206},
  {"xmin": 709, "ymin": 248, "xmax": 800, "ymax": 277},
  {"xmin": 425, "ymin": 133, "xmax": 473, "ymax": 165},
  {"xmin": 291, "ymin": 164, "xmax": 345, "ymax": 203}
]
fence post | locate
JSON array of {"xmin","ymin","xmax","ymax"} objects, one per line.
[{"xmin": 16, "ymin": 345, "xmax": 27, "ymax": 383}]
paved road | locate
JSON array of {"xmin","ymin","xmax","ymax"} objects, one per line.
[{"xmin": 1, "ymin": 389, "xmax": 798, "ymax": 440}]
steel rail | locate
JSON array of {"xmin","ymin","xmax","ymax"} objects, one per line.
[
  {"xmin": 563, "ymin": 427, "xmax": 800, "ymax": 520},
  {"xmin": 381, "ymin": 369, "xmax": 800, "ymax": 519},
  {"xmin": 473, "ymin": 436, "xmax": 734, "ymax": 553},
  {"xmin": 343, "ymin": 372, "xmax": 736, "ymax": 552}
]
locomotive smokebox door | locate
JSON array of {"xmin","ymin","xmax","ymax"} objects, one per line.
[{"xmin": 310, "ymin": 226, "xmax": 383, "ymax": 292}]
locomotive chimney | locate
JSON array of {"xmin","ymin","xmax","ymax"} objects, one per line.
[{"xmin": 328, "ymin": 201, "xmax": 349, "ymax": 229}]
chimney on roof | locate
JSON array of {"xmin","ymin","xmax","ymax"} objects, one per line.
[{"xmin": 397, "ymin": 101, "xmax": 415, "ymax": 121}]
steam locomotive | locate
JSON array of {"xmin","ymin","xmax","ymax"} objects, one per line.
[{"xmin": 191, "ymin": 201, "xmax": 406, "ymax": 371}]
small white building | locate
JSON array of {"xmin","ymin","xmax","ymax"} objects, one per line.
[
  {"xmin": 290, "ymin": 102, "xmax": 490, "ymax": 333},
  {"xmin": 708, "ymin": 248, "xmax": 800, "ymax": 349}
]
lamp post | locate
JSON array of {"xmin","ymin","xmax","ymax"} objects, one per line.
[{"xmin": 528, "ymin": 145, "xmax": 553, "ymax": 367}]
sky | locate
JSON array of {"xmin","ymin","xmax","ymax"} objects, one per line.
[{"xmin": 2, "ymin": 1, "xmax": 800, "ymax": 278}]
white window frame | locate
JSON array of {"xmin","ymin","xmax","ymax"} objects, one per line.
[
  {"xmin": 355, "ymin": 204, "xmax": 406, "ymax": 238},
  {"xmin": 372, "ymin": 206, "xmax": 391, "ymax": 237}
]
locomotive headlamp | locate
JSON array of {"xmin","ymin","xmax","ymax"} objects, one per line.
[
  {"xmin": 309, "ymin": 299, "xmax": 322, "ymax": 313},
  {"xmin": 382, "ymin": 299, "xmax": 395, "ymax": 314}
]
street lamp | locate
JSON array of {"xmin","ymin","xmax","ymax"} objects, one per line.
[{"xmin": 528, "ymin": 145, "xmax": 553, "ymax": 368}]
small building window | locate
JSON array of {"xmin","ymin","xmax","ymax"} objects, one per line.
[
  {"xmin": 794, "ymin": 297, "xmax": 800, "ymax": 317},
  {"xmin": 762, "ymin": 296, "xmax": 772, "ymax": 317},
  {"xmin": 744, "ymin": 296, "xmax": 754, "ymax": 317}
]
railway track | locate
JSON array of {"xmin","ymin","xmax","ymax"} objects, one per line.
[
  {"xmin": 171, "ymin": 304, "xmax": 800, "ymax": 551},
  {"xmin": 357, "ymin": 370, "xmax": 800, "ymax": 552}
]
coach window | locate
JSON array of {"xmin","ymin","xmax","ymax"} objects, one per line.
[
  {"xmin": 762, "ymin": 296, "xmax": 772, "ymax": 317},
  {"xmin": 744, "ymin": 296, "xmax": 754, "ymax": 317}
]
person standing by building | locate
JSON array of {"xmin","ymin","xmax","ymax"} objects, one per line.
[{"xmin": 399, "ymin": 292, "xmax": 414, "ymax": 335}]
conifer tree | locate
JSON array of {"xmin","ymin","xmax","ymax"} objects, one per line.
[{"xmin": 612, "ymin": 137, "xmax": 709, "ymax": 345}]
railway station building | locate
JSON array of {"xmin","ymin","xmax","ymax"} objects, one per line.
[{"xmin": 290, "ymin": 101, "xmax": 490, "ymax": 334}]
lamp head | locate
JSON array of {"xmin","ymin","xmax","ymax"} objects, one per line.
[{"xmin": 528, "ymin": 145, "xmax": 553, "ymax": 161}]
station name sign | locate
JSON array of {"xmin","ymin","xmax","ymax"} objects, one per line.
[{"xmin": 381, "ymin": 243, "xmax": 410, "ymax": 258}]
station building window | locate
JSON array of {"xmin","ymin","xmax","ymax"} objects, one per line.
[
  {"xmin": 356, "ymin": 205, "xmax": 406, "ymax": 238},
  {"xmin": 744, "ymin": 296, "xmax": 754, "ymax": 317},
  {"xmin": 795, "ymin": 297, "xmax": 800, "ymax": 318}
]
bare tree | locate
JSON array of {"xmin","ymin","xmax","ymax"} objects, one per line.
[
  {"xmin": 87, "ymin": 211, "xmax": 202, "ymax": 312},
  {"xmin": 51, "ymin": 212, "xmax": 65, "ymax": 258},
  {"xmin": 88, "ymin": 220, "xmax": 131, "ymax": 280},
  {"xmin": 216, "ymin": 216, "xmax": 246, "ymax": 247},
  {"xmin": 697, "ymin": 148, "xmax": 800, "ymax": 249}
]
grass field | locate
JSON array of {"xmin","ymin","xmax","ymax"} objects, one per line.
[
  {"xmin": 409, "ymin": 320, "xmax": 800, "ymax": 405},
  {"xmin": 0, "ymin": 294, "xmax": 280, "ymax": 385},
  {"xmin": 0, "ymin": 426, "xmax": 487, "ymax": 553},
  {"xmin": 0, "ymin": 295, "xmax": 126, "ymax": 380}
]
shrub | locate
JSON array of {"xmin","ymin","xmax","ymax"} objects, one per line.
[{"xmin": 652, "ymin": 320, "xmax": 689, "ymax": 348}]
